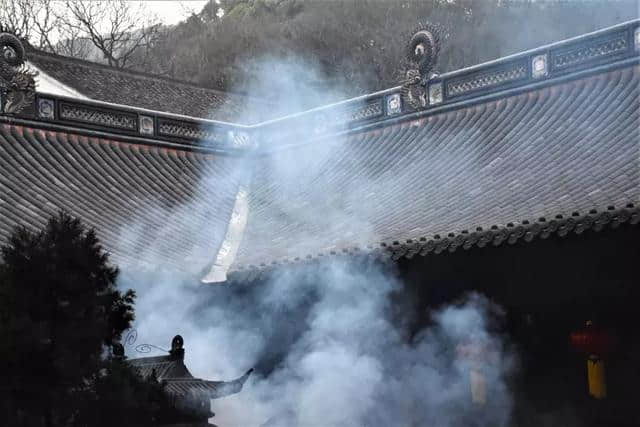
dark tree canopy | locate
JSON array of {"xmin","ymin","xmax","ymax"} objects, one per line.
[
  {"xmin": 70, "ymin": 359, "xmax": 180, "ymax": 427},
  {"xmin": 0, "ymin": 212, "xmax": 169, "ymax": 426}
]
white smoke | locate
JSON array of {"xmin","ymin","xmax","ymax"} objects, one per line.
[
  {"xmin": 115, "ymin": 56, "xmax": 518, "ymax": 427},
  {"xmin": 119, "ymin": 261, "xmax": 515, "ymax": 426}
]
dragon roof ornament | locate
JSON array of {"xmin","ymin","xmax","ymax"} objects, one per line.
[
  {"xmin": 401, "ymin": 22, "xmax": 444, "ymax": 110},
  {"xmin": 0, "ymin": 26, "xmax": 37, "ymax": 115}
]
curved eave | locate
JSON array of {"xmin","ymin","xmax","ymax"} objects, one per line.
[
  {"xmin": 164, "ymin": 369, "xmax": 252, "ymax": 399},
  {"xmin": 0, "ymin": 123, "xmax": 244, "ymax": 274},
  {"xmin": 229, "ymin": 205, "xmax": 640, "ymax": 283}
]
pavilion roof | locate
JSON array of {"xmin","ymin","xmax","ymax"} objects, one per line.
[{"xmin": 128, "ymin": 343, "xmax": 252, "ymax": 399}]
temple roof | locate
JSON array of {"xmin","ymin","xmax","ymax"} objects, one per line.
[
  {"xmin": 0, "ymin": 20, "xmax": 638, "ymax": 282},
  {"xmin": 127, "ymin": 337, "xmax": 252, "ymax": 399},
  {"xmin": 229, "ymin": 64, "xmax": 639, "ymax": 279},
  {"xmin": 129, "ymin": 355, "xmax": 251, "ymax": 399},
  {"xmin": 129, "ymin": 355, "xmax": 192, "ymax": 379},
  {"xmin": 0, "ymin": 123, "xmax": 245, "ymax": 273},
  {"xmin": 26, "ymin": 48, "xmax": 270, "ymax": 124}
]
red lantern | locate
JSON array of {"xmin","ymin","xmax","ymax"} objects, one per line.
[
  {"xmin": 569, "ymin": 321, "xmax": 615, "ymax": 399},
  {"xmin": 569, "ymin": 321, "xmax": 615, "ymax": 356}
]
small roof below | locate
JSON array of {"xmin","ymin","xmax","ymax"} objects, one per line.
[
  {"xmin": 128, "ymin": 338, "xmax": 252, "ymax": 399},
  {"xmin": 128, "ymin": 354, "xmax": 192, "ymax": 379}
]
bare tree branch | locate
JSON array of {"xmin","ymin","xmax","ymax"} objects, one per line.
[
  {"xmin": 55, "ymin": 23, "xmax": 91, "ymax": 59},
  {"xmin": 61, "ymin": 0, "xmax": 162, "ymax": 69},
  {"xmin": 0, "ymin": 0, "xmax": 34, "ymax": 40},
  {"xmin": 31, "ymin": 0, "xmax": 59, "ymax": 52},
  {"xmin": 0, "ymin": 0, "xmax": 162, "ymax": 67}
]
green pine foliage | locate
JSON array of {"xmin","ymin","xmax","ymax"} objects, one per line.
[
  {"xmin": 0, "ymin": 211, "xmax": 172, "ymax": 426},
  {"xmin": 70, "ymin": 358, "xmax": 173, "ymax": 427}
]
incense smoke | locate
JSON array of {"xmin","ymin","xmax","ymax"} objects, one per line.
[{"xmin": 116, "ymin": 56, "xmax": 517, "ymax": 426}]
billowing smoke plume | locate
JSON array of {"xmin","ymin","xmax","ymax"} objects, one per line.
[
  {"xmin": 211, "ymin": 262, "xmax": 515, "ymax": 427},
  {"xmin": 115, "ymin": 55, "xmax": 517, "ymax": 426}
]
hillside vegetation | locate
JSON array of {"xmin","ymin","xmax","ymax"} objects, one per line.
[{"xmin": 141, "ymin": 0, "xmax": 638, "ymax": 100}]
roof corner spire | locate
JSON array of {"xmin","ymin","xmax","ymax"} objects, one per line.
[{"xmin": 169, "ymin": 334, "xmax": 185, "ymax": 360}]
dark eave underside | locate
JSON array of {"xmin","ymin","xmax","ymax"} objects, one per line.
[{"xmin": 228, "ymin": 65, "xmax": 640, "ymax": 280}]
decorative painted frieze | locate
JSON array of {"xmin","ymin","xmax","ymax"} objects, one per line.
[
  {"xmin": 339, "ymin": 100, "xmax": 383, "ymax": 122},
  {"xmin": 5, "ymin": 20, "xmax": 636, "ymax": 152},
  {"xmin": 551, "ymin": 30, "xmax": 629, "ymax": 71},
  {"xmin": 157, "ymin": 118, "xmax": 225, "ymax": 143},
  {"xmin": 37, "ymin": 97, "xmax": 55, "ymax": 119},
  {"xmin": 446, "ymin": 61, "xmax": 528, "ymax": 97},
  {"xmin": 138, "ymin": 115, "xmax": 154, "ymax": 135},
  {"xmin": 59, "ymin": 102, "xmax": 137, "ymax": 130}
]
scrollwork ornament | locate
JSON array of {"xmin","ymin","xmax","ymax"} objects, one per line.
[
  {"xmin": 401, "ymin": 69, "xmax": 427, "ymax": 109},
  {"xmin": 0, "ymin": 26, "xmax": 37, "ymax": 115},
  {"xmin": 124, "ymin": 328, "xmax": 138, "ymax": 346},
  {"xmin": 120, "ymin": 328, "xmax": 170, "ymax": 354},
  {"xmin": 401, "ymin": 22, "xmax": 445, "ymax": 111},
  {"xmin": 135, "ymin": 343, "xmax": 169, "ymax": 354}
]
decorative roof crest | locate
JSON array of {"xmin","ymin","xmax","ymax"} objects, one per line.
[
  {"xmin": 0, "ymin": 25, "xmax": 37, "ymax": 115},
  {"xmin": 401, "ymin": 22, "xmax": 444, "ymax": 110}
]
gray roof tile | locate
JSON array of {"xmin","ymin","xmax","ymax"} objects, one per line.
[
  {"xmin": 128, "ymin": 355, "xmax": 251, "ymax": 399},
  {"xmin": 1, "ymin": 37, "xmax": 638, "ymax": 279},
  {"xmin": 27, "ymin": 48, "xmax": 272, "ymax": 124},
  {"xmin": 0, "ymin": 124, "xmax": 244, "ymax": 273},
  {"xmin": 231, "ymin": 65, "xmax": 640, "ymax": 272}
]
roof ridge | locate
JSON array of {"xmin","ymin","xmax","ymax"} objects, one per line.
[{"xmin": 25, "ymin": 46, "xmax": 257, "ymax": 99}]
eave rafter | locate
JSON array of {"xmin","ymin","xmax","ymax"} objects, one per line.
[{"xmin": 228, "ymin": 204, "xmax": 640, "ymax": 283}]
